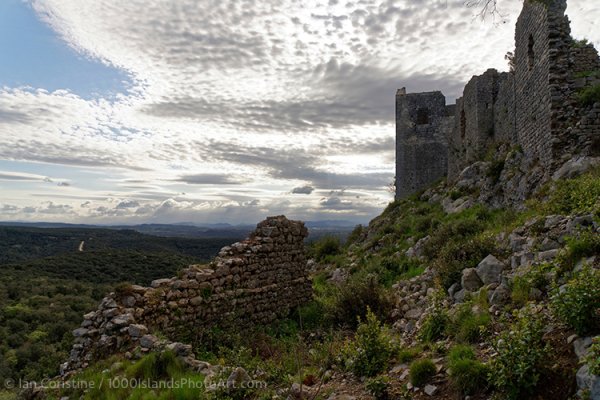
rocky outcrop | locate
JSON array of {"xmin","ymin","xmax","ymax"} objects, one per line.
[{"xmin": 63, "ymin": 215, "xmax": 312, "ymax": 374}]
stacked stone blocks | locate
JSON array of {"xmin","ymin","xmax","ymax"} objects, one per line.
[{"xmin": 64, "ymin": 216, "xmax": 312, "ymax": 372}]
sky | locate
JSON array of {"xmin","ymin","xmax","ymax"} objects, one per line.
[{"xmin": 0, "ymin": 0, "xmax": 598, "ymax": 225}]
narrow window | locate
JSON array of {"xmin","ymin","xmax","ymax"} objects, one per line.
[
  {"xmin": 460, "ymin": 109, "xmax": 466, "ymax": 139},
  {"xmin": 528, "ymin": 34, "xmax": 535, "ymax": 70},
  {"xmin": 416, "ymin": 108, "xmax": 429, "ymax": 125}
]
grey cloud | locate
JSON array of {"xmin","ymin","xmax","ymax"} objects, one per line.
[
  {"xmin": 175, "ymin": 173, "xmax": 246, "ymax": 185},
  {"xmin": 0, "ymin": 109, "xmax": 32, "ymax": 124},
  {"xmin": 195, "ymin": 141, "xmax": 392, "ymax": 190},
  {"xmin": 0, "ymin": 141, "xmax": 149, "ymax": 171},
  {"xmin": 292, "ymin": 185, "xmax": 314, "ymax": 194},
  {"xmin": 0, "ymin": 172, "xmax": 41, "ymax": 181},
  {"xmin": 37, "ymin": 202, "xmax": 75, "ymax": 215},
  {"xmin": 145, "ymin": 62, "xmax": 464, "ymax": 131},
  {"xmin": 116, "ymin": 200, "xmax": 141, "ymax": 209},
  {"xmin": 1, "ymin": 204, "xmax": 19, "ymax": 212},
  {"xmin": 319, "ymin": 196, "xmax": 354, "ymax": 210}
]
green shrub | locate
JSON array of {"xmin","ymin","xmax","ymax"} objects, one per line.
[
  {"xmin": 448, "ymin": 344, "xmax": 475, "ymax": 363},
  {"xmin": 328, "ymin": 275, "xmax": 393, "ymax": 328},
  {"xmin": 450, "ymin": 303, "xmax": 491, "ymax": 343},
  {"xmin": 556, "ymin": 230, "xmax": 600, "ymax": 273},
  {"xmin": 126, "ymin": 351, "xmax": 184, "ymax": 381},
  {"xmin": 578, "ymin": 84, "xmax": 600, "ymax": 107},
  {"xmin": 340, "ymin": 308, "xmax": 395, "ymax": 378},
  {"xmin": 433, "ymin": 234, "xmax": 496, "ymax": 288},
  {"xmin": 371, "ymin": 256, "xmax": 422, "ymax": 287},
  {"xmin": 419, "ymin": 291, "xmax": 449, "ymax": 342},
  {"xmin": 538, "ymin": 167, "xmax": 600, "ymax": 216},
  {"xmin": 365, "ymin": 375, "xmax": 390, "ymax": 400},
  {"xmin": 511, "ymin": 276, "xmax": 532, "ymax": 307},
  {"xmin": 447, "ymin": 345, "xmax": 489, "ymax": 395},
  {"xmin": 419, "ymin": 311, "xmax": 449, "ymax": 343},
  {"xmin": 397, "ymin": 347, "xmax": 420, "ymax": 363},
  {"xmin": 346, "ymin": 224, "xmax": 365, "ymax": 245},
  {"xmin": 314, "ymin": 236, "xmax": 342, "ymax": 262},
  {"xmin": 489, "ymin": 306, "xmax": 548, "ymax": 399},
  {"xmin": 583, "ymin": 337, "xmax": 600, "ymax": 376},
  {"xmin": 551, "ymin": 266, "xmax": 600, "ymax": 335},
  {"xmin": 409, "ymin": 358, "xmax": 436, "ymax": 387}
]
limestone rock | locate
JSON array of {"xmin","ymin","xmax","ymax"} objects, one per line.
[
  {"xmin": 128, "ymin": 324, "xmax": 148, "ymax": 338},
  {"xmin": 139, "ymin": 334, "xmax": 158, "ymax": 349},
  {"xmin": 490, "ymin": 284, "xmax": 511, "ymax": 305},
  {"xmin": 476, "ymin": 255, "xmax": 505, "ymax": 285},
  {"xmin": 424, "ymin": 384, "xmax": 438, "ymax": 396},
  {"xmin": 552, "ymin": 156, "xmax": 600, "ymax": 181},
  {"xmin": 461, "ymin": 268, "xmax": 483, "ymax": 291},
  {"xmin": 574, "ymin": 337, "xmax": 593, "ymax": 359},
  {"xmin": 576, "ymin": 365, "xmax": 600, "ymax": 400}
]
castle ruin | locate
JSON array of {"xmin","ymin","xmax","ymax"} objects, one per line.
[{"xmin": 396, "ymin": 0, "xmax": 600, "ymax": 200}]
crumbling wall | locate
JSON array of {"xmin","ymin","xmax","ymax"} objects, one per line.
[
  {"xmin": 400, "ymin": 0, "xmax": 600, "ymax": 197},
  {"xmin": 493, "ymin": 72, "xmax": 516, "ymax": 145},
  {"xmin": 448, "ymin": 69, "xmax": 517, "ymax": 181},
  {"xmin": 64, "ymin": 216, "xmax": 312, "ymax": 373},
  {"xmin": 514, "ymin": 0, "xmax": 554, "ymax": 172},
  {"xmin": 395, "ymin": 90, "xmax": 451, "ymax": 199}
]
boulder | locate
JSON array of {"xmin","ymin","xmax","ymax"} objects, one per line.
[
  {"xmin": 476, "ymin": 255, "xmax": 505, "ymax": 285},
  {"xmin": 490, "ymin": 284, "xmax": 511, "ymax": 305},
  {"xmin": 576, "ymin": 365, "xmax": 600, "ymax": 400},
  {"xmin": 461, "ymin": 268, "xmax": 483, "ymax": 291},
  {"xmin": 453, "ymin": 289, "xmax": 466, "ymax": 303},
  {"xmin": 128, "ymin": 324, "xmax": 148, "ymax": 338},
  {"xmin": 139, "ymin": 334, "xmax": 158, "ymax": 349},
  {"xmin": 574, "ymin": 337, "xmax": 593, "ymax": 359},
  {"xmin": 538, "ymin": 249, "xmax": 560, "ymax": 262},
  {"xmin": 166, "ymin": 342, "xmax": 192, "ymax": 357},
  {"xmin": 73, "ymin": 328, "xmax": 89, "ymax": 338},
  {"xmin": 552, "ymin": 156, "xmax": 600, "ymax": 181}
]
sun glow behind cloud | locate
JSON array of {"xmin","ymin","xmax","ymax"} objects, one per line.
[{"xmin": 0, "ymin": 0, "xmax": 598, "ymax": 224}]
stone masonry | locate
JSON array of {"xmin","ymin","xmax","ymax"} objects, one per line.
[
  {"xmin": 396, "ymin": 0, "xmax": 600, "ymax": 199},
  {"xmin": 395, "ymin": 89, "xmax": 452, "ymax": 198},
  {"xmin": 63, "ymin": 216, "xmax": 312, "ymax": 373}
]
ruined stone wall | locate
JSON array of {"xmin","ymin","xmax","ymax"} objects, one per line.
[
  {"xmin": 64, "ymin": 216, "xmax": 312, "ymax": 372},
  {"xmin": 402, "ymin": 0, "xmax": 600, "ymax": 195},
  {"xmin": 559, "ymin": 35, "xmax": 600, "ymax": 160},
  {"xmin": 395, "ymin": 90, "xmax": 451, "ymax": 199},
  {"xmin": 493, "ymin": 72, "xmax": 517, "ymax": 145},
  {"xmin": 513, "ymin": 0, "xmax": 600, "ymax": 173},
  {"xmin": 514, "ymin": 0, "xmax": 554, "ymax": 172},
  {"xmin": 448, "ymin": 69, "xmax": 517, "ymax": 181}
]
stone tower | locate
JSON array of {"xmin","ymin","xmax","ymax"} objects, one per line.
[{"xmin": 395, "ymin": 89, "xmax": 452, "ymax": 199}]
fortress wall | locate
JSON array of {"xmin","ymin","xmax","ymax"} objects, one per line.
[
  {"xmin": 64, "ymin": 216, "xmax": 312, "ymax": 372},
  {"xmin": 395, "ymin": 90, "xmax": 451, "ymax": 199}
]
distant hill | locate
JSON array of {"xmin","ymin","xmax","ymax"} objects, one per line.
[{"xmin": 0, "ymin": 225, "xmax": 241, "ymax": 265}]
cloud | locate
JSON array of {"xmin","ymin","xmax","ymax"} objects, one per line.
[
  {"xmin": 0, "ymin": 171, "xmax": 49, "ymax": 181},
  {"xmin": 292, "ymin": 185, "xmax": 315, "ymax": 194},
  {"xmin": 175, "ymin": 173, "xmax": 246, "ymax": 185},
  {"xmin": 115, "ymin": 200, "xmax": 140, "ymax": 209},
  {"xmin": 0, "ymin": 0, "xmax": 596, "ymax": 225},
  {"xmin": 319, "ymin": 196, "xmax": 354, "ymax": 210}
]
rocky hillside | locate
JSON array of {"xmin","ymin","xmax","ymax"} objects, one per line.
[{"xmin": 14, "ymin": 161, "xmax": 600, "ymax": 400}]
